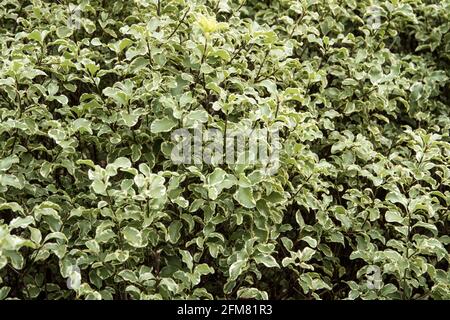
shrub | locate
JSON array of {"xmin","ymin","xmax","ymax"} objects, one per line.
[{"xmin": 0, "ymin": 0, "xmax": 449, "ymax": 300}]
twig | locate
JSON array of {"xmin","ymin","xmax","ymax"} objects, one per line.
[
  {"xmin": 166, "ymin": 9, "xmax": 190, "ymax": 41},
  {"xmin": 201, "ymin": 38, "xmax": 208, "ymax": 64},
  {"xmin": 234, "ymin": 0, "xmax": 247, "ymax": 15},
  {"xmin": 156, "ymin": 0, "xmax": 161, "ymax": 16},
  {"xmin": 254, "ymin": 50, "xmax": 270, "ymax": 82},
  {"xmin": 289, "ymin": 12, "xmax": 305, "ymax": 38}
]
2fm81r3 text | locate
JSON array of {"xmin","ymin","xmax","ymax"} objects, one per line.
[{"xmin": 220, "ymin": 304, "xmax": 273, "ymax": 316}]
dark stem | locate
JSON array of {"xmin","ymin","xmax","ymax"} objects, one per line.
[
  {"xmin": 201, "ymin": 38, "xmax": 208, "ymax": 64},
  {"xmin": 157, "ymin": 0, "xmax": 161, "ymax": 16},
  {"xmin": 167, "ymin": 9, "xmax": 190, "ymax": 41},
  {"xmin": 254, "ymin": 50, "xmax": 270, "ymax": 82}
]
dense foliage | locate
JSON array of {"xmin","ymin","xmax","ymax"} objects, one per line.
[{"xmin": 0, "ymin": 0, "xmax": 449, "ymax": 300}]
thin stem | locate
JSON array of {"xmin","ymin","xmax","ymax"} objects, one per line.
[
  {"xmin": 275, "ymin": 96, "xmax": 280, "ymax": 119},
  {"xmin": 156, "ymin": 0, "xmax": 161, "ymax": 16},
  {"xmin": 229, "ymin": 42, "xmax": 254, "ymax": 65},
  {"xmin": 146, "ymin": 38, "xmax": 154, "ymax": 66},
  {"xmin": 9, "ymin": 129, "xmax": 18, "ymax": 156},
  {"xmin": 9, "ymin": 78, "xmax": 22, "ymax": 156},
  {"xmin": 254, "ymin": 50, "xmax": 269, "ymax": 82},
  {"xmin": 166, "ymin": 9, "xmax": 190, "ymax": 41},
  {"xmin": 234, "ymin": 0, "xmax": 247, "ymax": 15},
  {"xmin": 223, "ymin": 116, "xmax": 228, "ymax": 166},
  {"xmin": 402, "ymin": 204, "xmax": 412, "ymax": 300},
  {"xmin": 289, "ymin": 12, "xmax": 305, "ymax": 38},
  {"xmin": 201, "ymin": 37, "xmax": 208, "ymax": 64}
]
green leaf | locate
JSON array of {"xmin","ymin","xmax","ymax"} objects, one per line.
[
  {"xmin": 56, "ymin": 26, "xmax": 73, "ymax": 38},
  {"xmin": 0, "ymin": 155, "xmax": 19, "ymax": 171},
  {"xmin": 39, "ymin": 161, "xmax": 53, "ymax": 178},
  {"xmin": 112, "ymin": 157, "xmax": 131, "ymax": 169},
  {"xmin": 0, "ymin": 174, "xmax": 22, "ymax": 189},
  {"xmin": 168, "ymin": 220, "xmax": 182, "ymax": 244},
  {"xmin": 234, "ymin": 187, "xmax": 256, "ymax": 208},
  {"xmin": 85, "ymin": 239, "xmax": 100, "ymax": 254},
  {"xmin": 194, "ymin": 264, "xmax": 214, "ymax": 276},
  {"xmin": 118, "ymin": 270, "xmax": 138, "ymax": 283},
  {"xmin": 386, "ymin": 191, "xmax": 409, "ymax": 209},
  {"xmin": 207, "ymin": 168, "xmax": 227, "ymax": 186},
  {"xmin": 28, "ymin": 30, "xmax": 44, "ymax": 43},
  {"xmin": 29, "ymin": 227, "xmax": 42, "ymax": 244},
  {"xmin": 385, "ymin": 211, "xmax": 404, "ymax": 223},
  {"xmin": 76, "ymin": 159, "xmax": 96, "ymax": 169},
  {"xmin": 122, "ymin": 226, "xmax": 143, "ymax": 247},
  {"xmin": 302, "ymin": 236, "xmax": 318, "ymax": 248},
  {"xmin": 253, "ymin": 254, "xmax": 280, "ymax": 268},
  {"xmin": 9, "ymin": 216, "xmax": 34, "ymax": 229},
  {"xmin": 131, "ymin": 145, "xmax": 142, "ymax": 162},
  {"xmin": 184, "ymin": 110, "xmax": 209, "ymax": 127},
  {"xmin": 229, "ymin": 259, "xmax": 246, "ymax": 280},
  {"xmin": 410, "ymin": 82, "xmax": 423, "ymax": 101},
  {"xmin": 0, "ymin": 202, "xmax": 23, "ymax": 214},
  {"xmin": 92, "ymin": 180, "xmax": 108, "ymax": 195},
  {"xmin": 148, "ymin": 174, "xmax": 166, "ymax": 198},
  {"xmin": 151, "ymin": 117, "xmax": 177, "ymax": 133},
  {"xmin": 179, "ymin": 250, "xmax": 193, "ymax": 271},
  {"xmin": 129, "ymin": 57, "xmax": 149, "ymax": 73},
  {"xmin": 72, "ymin": 118, "xmax": 92, "ymax": 134},
  {"xmin": 121, "ymin": 111, "xmax": 140, "ymax": 127},
  {"xmin": 237, "ymin": 287, "xmax": 268, "ymax": 300},
  {"xmin": 0, "ymin": 287, "xmax": 11, "ymax": 300}
]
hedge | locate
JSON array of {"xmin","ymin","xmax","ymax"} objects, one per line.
[{"xmin": 0, "ymin": 0, "xmax": 449, "ymax": 300}]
